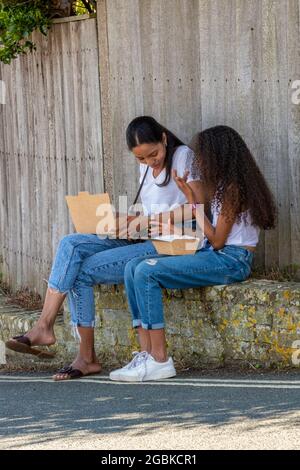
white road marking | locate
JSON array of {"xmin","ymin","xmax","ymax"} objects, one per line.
[{"xmin": 1, "ymin": 375, "xmax": 300, "ymax": 389}]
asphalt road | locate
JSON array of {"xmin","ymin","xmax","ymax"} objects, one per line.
[{"xmin": 1, "ymin": 371, "xmax": 300, "ymax": 450}]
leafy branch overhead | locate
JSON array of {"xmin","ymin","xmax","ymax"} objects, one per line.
[{"xmin": 0, "ymin": 1, "xmax": 97, "ymax": 64}]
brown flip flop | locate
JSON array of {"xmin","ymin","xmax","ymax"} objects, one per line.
[
  {"xmin": 53, "ymin": 365, "xmax": 100, "ymax": 381},
  {"xmin": 5, "ymin": 335, "xmax": 55, "ymax": 359}
]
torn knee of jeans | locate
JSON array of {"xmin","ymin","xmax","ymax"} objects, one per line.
[{"xmin": 145, "ymin": 259, "xmax": 158, "ymax": 266}]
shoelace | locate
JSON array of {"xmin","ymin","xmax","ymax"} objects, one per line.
[{"xmin": 127, "ymin": 351, "xmax": 149, "ymax": 369}]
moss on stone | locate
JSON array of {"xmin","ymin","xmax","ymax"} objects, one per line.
[{"xmin": 1, "ymin": 279, "xmax": 300, "ymax": 370}]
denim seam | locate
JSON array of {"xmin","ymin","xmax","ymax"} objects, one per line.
[
  {"xmin": 56, "ymin": 239, "xmax": 123, "ymax": 286},
  {"xmin": 82, "ymin": 250, "xmax": 156, "ymax": 275},
  {"xmin": 148, "ymin": 266, "xmax": 236, "ymax": 275},
  {"xmin": 69, "ymin": 286, "xmax": 89, "ymax": 326},
  {"xmin": 130, "ymin": 275, "xmax": 141, "ymax": 324},
  {"xmin": 145, "ymin": 266, "xmax": 243, "ymax": 278},
  {"xmin": 146, "ymin": 272, "xmax": 152, "ymax": 328},
  {"xmin": 71, "ymin": 287, "xmax": 79, "ymax": 324}
]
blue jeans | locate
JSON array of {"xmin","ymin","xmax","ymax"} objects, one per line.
[
  {"xmin": 46, "ymin": 234, "xmax": 157, "ymax": 330},
  {"xmin": 124, "ymin": 243, "xmax": 254, "ymax": 330}
]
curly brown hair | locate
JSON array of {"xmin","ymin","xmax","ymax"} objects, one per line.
[{"xmin": 190, "ymin": 125, "xmax": 277, "ymax": 229}]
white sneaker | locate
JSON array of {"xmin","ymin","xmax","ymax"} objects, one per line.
[{"xmin": 109, "ymin": 351, "xmax": 176, "ymax": 382}]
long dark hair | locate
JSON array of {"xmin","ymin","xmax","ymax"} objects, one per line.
[
  {"xmin": 126, "ymin": 116, "xmax": 184, "ymax": 187},
  {"xmin": 190, "ymin": 125, "xmax": 277, "ymax": 229}
]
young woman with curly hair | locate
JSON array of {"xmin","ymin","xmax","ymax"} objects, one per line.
[{"xmin": 110, "ymin": 125, "xmax": 277, "ymax": 382}]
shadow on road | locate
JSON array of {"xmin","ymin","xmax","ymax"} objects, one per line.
[{"xmin": 1, "ymin": 373, "xmax": 300, "ymax": 449}]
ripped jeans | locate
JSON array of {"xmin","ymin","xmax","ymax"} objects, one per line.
[
  {"xmin": 45, "ymin": 234, "xmax": 157, "ymax": 336},
  {"xmin": 124, "ymin": 243, "xmax": 254, "ymax": 330}
]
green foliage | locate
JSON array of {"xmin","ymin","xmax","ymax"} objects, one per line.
[
  {"xmin": 73, "ymin": 0, "xmax": 96, "ymax": 15},
  {"xmin": 0, "ymin": 1, "xmax": 97, "ymax": 64},
  {"xmin": 0, "ymin": 1, "xmax": 52, "ymax": 64}
]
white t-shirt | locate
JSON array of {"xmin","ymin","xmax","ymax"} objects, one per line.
[
  {"xmin": 204, "ymin": 198, "xmax": 260, "ymax": 248},
  {"xmin": 139, "ymin": 145, "xmax": 202, "ymax": 215}
]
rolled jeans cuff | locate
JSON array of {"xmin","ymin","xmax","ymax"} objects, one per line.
[
  {"xmin": 132, "ymin": 319, "xmax": 142, "ymax": 328},
  {"xmin": 140, "ymin": 321, "xmax": 165, "ymax": 330}
]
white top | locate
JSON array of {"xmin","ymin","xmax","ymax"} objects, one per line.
[
  {"xmin": 139, "ymin": 145, "xmax": 202, "ymax": 215},
  {"xmin": 205, "ymin": 198, "xmax": 260, "ymax": 249}
]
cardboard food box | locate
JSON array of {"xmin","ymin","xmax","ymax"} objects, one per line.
[
  {"xmin": 65, "ymin": 192, "xmax": 204, "ymax": 255},
  {"xmin": 65, "ymin": 191, "xmax": 115, "ymax": 234},
  {"xmin": 152, "ymin": 235, "xmax": 204, "ymax": 255}
]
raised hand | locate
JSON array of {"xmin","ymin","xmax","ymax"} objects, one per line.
[{"xmin": 172, "ymin": 169, "xmax": 194, "ymax": 203}]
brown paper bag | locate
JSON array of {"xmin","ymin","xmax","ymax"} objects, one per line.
[{"xmin": 65, "ymin": 191, "xmax": 115, "ymax": 234}]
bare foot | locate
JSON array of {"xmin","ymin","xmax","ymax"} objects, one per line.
[
  {"xmin": 53, "ymin": 354, "xmax": 102, "ymax": 381},
  {"xmin": 21, "ymin": 324, "xmax": 56, "ymax": 347}
]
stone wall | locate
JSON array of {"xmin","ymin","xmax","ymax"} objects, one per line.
[{"xmin": 1, "ymin": 279, "xmax": 300, "ymax": 370}]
